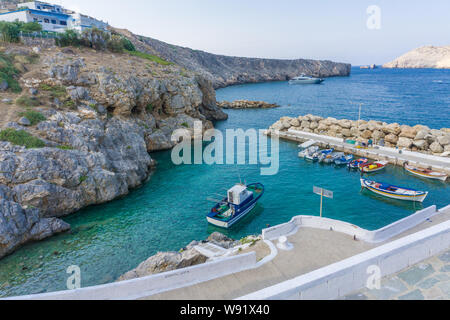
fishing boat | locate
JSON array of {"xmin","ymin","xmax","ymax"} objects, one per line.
[
  {"xmin": 348, "ymin": 158, "xmax": 369, "ymax": 170},
  {"xmin": 334, "ymin": 154, "xmax": 354, "ymax": 166},
  {"xmin": 360, "ymin": 179, "xmax": 428, "ymax": 203},
  {"xmin": 360, "ymin": 161, "xmax": 388, "ymax": 173},
  {"xmin": 320, "ymin": 152, "xmax": 344, "ymax": 164},
  {"xmin": 404, "ymin": 163, "xmax": 448, "ymax": 181},
  {"xmin": 299, "ymin": 146, "xmax": 319, "ymax": 159},
  {"xmin": 289, "ymin": 74, "xmax": 324, "ymax": 85},
  {"xmin": 207, "ymin": 183, "xmax": 264, "ymax": 228}
]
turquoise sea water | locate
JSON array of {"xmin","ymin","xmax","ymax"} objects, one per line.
[{"xmin": 0, "ymin": 68, "xmax": 449, "ymax": 297}]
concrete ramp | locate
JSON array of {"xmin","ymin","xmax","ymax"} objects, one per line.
[{"xmin": 194, "ymin": 243, "xmax": 228, "ymax": 258}]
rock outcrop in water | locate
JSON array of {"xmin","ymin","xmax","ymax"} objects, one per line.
[
  {"xmin": 383, "ymin": 46, "xmax": 450, "ymax": 69},
  {"xmin": 114, "ymin": 28, "xmax": 352, "ymax": 89},
  {"xmin": 118, "ymin": 232, "xmax": 243, "ymax": 281},
  {"xmin": 217, "ymin": 100, "xmax": 280, "ymax": 110},
  {"xmin": 0, "ymin": 44, "xmax": 226, "ymax": 259},
  {"xmin": 270, "ymin": 115, "xmax": 450, "ymax": 156}
]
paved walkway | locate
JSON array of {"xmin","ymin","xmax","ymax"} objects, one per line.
[
  {"xmin": 143, "ymin": 208, "xmax": 450, "ymax": 300},
  {"xmin": 344, "ymin": 249, "xmax": 450, "ymax": 300}
]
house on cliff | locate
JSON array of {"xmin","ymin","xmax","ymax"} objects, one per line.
[{"xmin": 0, "ymin": 1, "xmax": 108, "ymax": 33}]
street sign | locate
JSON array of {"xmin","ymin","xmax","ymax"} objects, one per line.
[
  {"xmin": 313, "ymin": 186, "xmax": 334, "ymax": 199},
  {"xmin": 313, "ymin": 186, "xmax": 334, "ymax": 218}
]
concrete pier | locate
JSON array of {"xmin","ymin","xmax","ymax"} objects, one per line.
[{"xmin": 267, "ymin": 129, "xmax": 450, "ymax": 175}]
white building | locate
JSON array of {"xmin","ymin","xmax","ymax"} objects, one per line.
[{"xmin": 0, "ymin": 1, "xmax": 108, "ymax": 33}]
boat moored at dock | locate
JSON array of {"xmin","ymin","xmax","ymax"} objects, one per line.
[
  {"xmin": 207, "ymin": 183, "xmax": 264, "ymax": 228},
  {"xmin": 334, "ymin": 154, "xmax": 354, "ymax": 166},
  {"xmin": 360, "ymin": 161, "xmax": 388, "ymax": 173},
  {"xmin": 404, "ymin": 163, "xmax": 448, "ymax": 181},
  {"xmin": 360, "ymin": 179, "xmax": 428, "ymax": 202},
  {"xmin": 348, "ymin": 158, "xmax": 369, "ymax": 170}
]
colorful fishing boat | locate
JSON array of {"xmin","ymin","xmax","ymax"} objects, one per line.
[
  {"xmin": 207, "ymin": 183, "xmax": 264, "ymax": 228},
  {"xmin": 334, "ymin": 154, "xmax": 354, "ymax": 166},
  {"xmin": 360, "ymin": 161, "xmax": 388, "ymax": 173},
  {"xmin": 348, "ymin": 158, "xmax": 369, "ymax": 170},
  {"xmin": 404, "ymin": 163, "xmax": 448, "ymax": 181},
  {"xmin": 360, "ymin": 179, "xmax": 428, "ymax": 202}
]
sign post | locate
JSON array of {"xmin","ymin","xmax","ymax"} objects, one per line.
[{"xmin": 313, "ymin": 186, "xmax": 334, "ymax": 218}]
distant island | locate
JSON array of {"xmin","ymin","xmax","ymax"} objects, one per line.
[{"xmin": 383, "ymin": 45, "xmax": 450, "ymax": 69}]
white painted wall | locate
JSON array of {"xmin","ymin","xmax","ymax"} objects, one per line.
[
  {"xmin": 263, "ymin": 205, "xmax": 439, "ymax": 243},
  {"xmin": 6, "ymin": 252, "xmax": 257, "ymax": 300},
  {"xmin": 240, "ymin": 219, "xmax": 450, "ymax": 300}
]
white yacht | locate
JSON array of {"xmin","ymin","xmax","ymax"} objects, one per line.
[{"xmin": 289, "ymin": 74, "xmax": 324, "ymax": 85}]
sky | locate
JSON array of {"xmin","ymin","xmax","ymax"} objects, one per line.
[{"xmin": 54, "ymin": 0, "xmax": 450, "ymax": 65}]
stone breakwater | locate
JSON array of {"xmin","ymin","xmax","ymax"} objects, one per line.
[
  {"xmin": 217, "ymin": 100, "xmax": 280, "ymax": 110},
  {"xmin": 0, "ymin": 45, "xmax": 227, "ymax": 259},
  {"xmin": 269, "ymin": 115, "xmax": 450, "ymax": 156}
]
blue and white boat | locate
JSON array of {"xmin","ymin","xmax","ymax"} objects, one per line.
[
  {"xmin": 320, "ymin": 152, "xmax": 344, "ymax": 164},
  {"xmin": 207, "ymin": 183, "xmax": 264, "ymax": 228},
  {"xmin": 334, "ymin": 154, "xmax": 354, "ymax": 166},
  {"xmin": 360, "ymin": 179, "xmax": 428, "ymax": 203},
  {"xmin": 289, "ymin": 74, "xmax": 324, "ymax": 85}
]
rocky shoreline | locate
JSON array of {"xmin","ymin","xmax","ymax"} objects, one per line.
[
  {"xmin": 217, "ymin": 100, "xmax": 280, "ymax": 110},
  {"xmin": 270, "ymin": 115, "xmax": 450, "ymax": 156},
  {"xmin": 114, "ymin": 28, "xmax": 352, "ymax": 89},
  {"xmin": 117, "ymin": 232, "xmax": 261, "ymax": 281},
  {"xmin": 0, "ymin": 44, "xmax": 226, "ymax": 259}
]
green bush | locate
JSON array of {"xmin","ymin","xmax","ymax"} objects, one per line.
[
  {"xmin": 55, "ymin": 29, "xmax": 80, "ymax": 47},
  {"xmin": 0, "ymin": 52, "xmax": 21, "ymax": 93},
  {"xmin": 0, "ymin": 128, "xmax": 45, "ymax": 148},
  {"xmin": 56, "ymin": 145, "xmax": 73, "ymax": 150},
  {"xmin": 121, "ymin": 37, "xmax": 135, "ymax": 51},
  {"xmin": 16, "ymin": 95, "xmax": 40, "ymax": 107},
  {"xmin": 18, "ymin": 110, "xmax": 46, "ymax": 125},
  {"xmin": 39, "ymin": 83, "xmax": 67, "ymax": 98},
  {"xmin": 127, "ymin": 50, "xmax": 173, "ymax": 66},
  {"xmin": 0, "ymin": 21, "xmax": 43, "ymax": 43}
]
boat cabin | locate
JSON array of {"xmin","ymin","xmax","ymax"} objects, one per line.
[{"xmin": 227, "ymin": 184, "xmax": 253, "ymax": 206}]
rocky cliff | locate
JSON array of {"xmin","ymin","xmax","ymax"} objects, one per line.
[
  {"xmin": 114, "ymin": 29, "xmax": 351, "ymax": 89},
  {"xmin": 383, "ymin": 46, "xmax": 450, "ymax": 69},
  {"xmin": 0, "ymin": 44, "xmax": 226, "ymax": 259}
]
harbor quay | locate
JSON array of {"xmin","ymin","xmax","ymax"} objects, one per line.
[{"xmin": 265, "ymin": 129, "xmax": 450, "ymax": 175}]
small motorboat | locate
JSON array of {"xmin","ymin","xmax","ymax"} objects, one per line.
[
  {"xmin": 360, "ymin": 179, "xmax": 428, "ymax": 203},
  {"xmin": 207, "ymin": 183, "xmax": 264, "ymax": 228},
  {"xmin": 334, "ymin": 154, "xmax": 354, "ymax": 166},
  {"xmin": 320, "ymin": 152, "xmax": 344, "ymax": 164},
  {"xmin": 299, "ymin": 146, "xmax": 319, "ymax": 159},
  {"xmin": 404, "ymin": 163, "xmax": 448, "ymax": 181},
  {"xmin": 360, "ymin": 161, "xmax": 388, "ymax": 173},
  {"xmin": 289, "ymin": 74, "xmax": 324, "ymax": 85},
  {"xmin": 348, "ymin": 158, "xmax": 369, "ymax": 170}
]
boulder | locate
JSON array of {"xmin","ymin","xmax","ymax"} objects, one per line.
[
  {"xmin": 385, "ymin": 134, "xmax": 399, "ymax": 144},
  {"xmin": 437, "ymin": 135, "xmax": 450, "ymax": 146},
  {"xmin": 0, "ymin": 80, "xmax": 8, "ymax": 91},
  {"xmin": 290, "ymin": 118, "xmax": 300, "ymax": 127},
  {"xmin": 18, "ymin": 117, "xmax": 31, "ymax": 126},
  {"xmin": 383, "ymin": 123, "xmax": 401, "ymax": 135},
  {"xmin": 310, "ymin": 121, "xmax": 319, "ymax": 130},
  {"xmin": 429, "ymin": 142, "xmax": 444, "ymax": 153},
  {"xmin": 361, "ymin": 130, "xmax": 373, "ymax": 139},
  {"xmin": 415, "ymin": 129, "xmax": 429, "ymax": 141},
  {"xmin": 399, "ymin": 126, "xmax": 417, "ymax": 139},
  {"xmin": 397, "ymin": 137, "xmax": 413, "ymax": 149},
  {"xmin": 372, "ymin": 130, "xmax": 385, "ymax": 141},
  {"xmin": 413, "ymin": 139, "xmax": 428, "ymax": 150}
]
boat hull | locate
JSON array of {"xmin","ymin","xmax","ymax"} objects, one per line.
[
  {"xmin": 289, "ymin": 79, "xmax": 324, "ymax": 85},
  {"xmin": 207, "ymin": 183, "xmax": 264, "ymax": 229},
  {"xmin": 404, "ymin": 165, "xmax": 448, "ymax": 181},
  {"xmin": 361, "ymin": 179, "xmax": 428, "ymax": 203}
]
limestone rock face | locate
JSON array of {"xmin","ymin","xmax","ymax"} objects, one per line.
[
  {"xmin": 114, "ymin": 29, "xmax": 351, "ymax": 89},
  {"xmin": 217, "ymin": 100, "xmax": 279, "ymax": 110},
  {"xmin": 383, "ymin": 46, "xmax": 450, "ymax": 69},
  {"xmin": 0, "ymin": 45, "xmax": 229, "ymax": 259}
]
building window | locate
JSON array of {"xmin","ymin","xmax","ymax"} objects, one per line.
[
  {"xmin": 44, "ymin": 18, "xmax": 49, "ymax": 23},
  {"xmin": 51, "ymin": 20, "xmax": 56, "ymax": 24},
  {"xmin": 60, "ymin": 21, "xmax": 67, "ymax": 26},
  {"xmin": 37, "ymin": 6, "xmax": 41, "ymax": 9}
]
